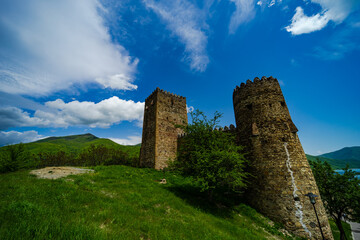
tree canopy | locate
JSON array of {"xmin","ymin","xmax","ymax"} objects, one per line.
[
  {"xmin": 171, "ymin": 110, "xmax": 248, "ymax": 199},
  {"xmin": 310, "ymin": 159, "xmax": 360, "ymax": 240}
]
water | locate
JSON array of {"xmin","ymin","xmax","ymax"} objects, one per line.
[
  {"xmin": 334, "ymin": 169, "xmax": 360, "ymax": 179},
  {"xmin": 284, "ymin": 143, "xmax": 312, "ymax": 238}
]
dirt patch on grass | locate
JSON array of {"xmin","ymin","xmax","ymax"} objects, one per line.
[{"xmin": 30, "ymin": 167, "xmax": 94, "ymax": 179}]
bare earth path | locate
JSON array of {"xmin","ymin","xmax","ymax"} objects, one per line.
[{"xmin": 30, "ymin": 167, "xmax": 94, "ymax": 179}]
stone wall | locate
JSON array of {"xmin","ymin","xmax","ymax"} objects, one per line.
[
  {"xmin": 139, "ymin": 89, "xmax": 158, "ymax": 168},
  {"xmin": 233, "ymin": 76, "xmax": 333, "ymax": 239},
  {"xmin": 139, "ymin": 88, "xmax": 187, "ymax": 169}
]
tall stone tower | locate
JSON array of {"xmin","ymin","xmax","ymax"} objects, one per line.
[
  {"xmin": 233, "ymin": 76, "xmax": 333, "ymax": 239},
  {"xmin": 140, "ymin": 88, "xmax": 188, "ymax": 170}
]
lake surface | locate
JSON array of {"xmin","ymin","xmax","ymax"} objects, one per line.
[{"xmin": 334, "ymin": 169, "xmax": 360, "ymax": 179}]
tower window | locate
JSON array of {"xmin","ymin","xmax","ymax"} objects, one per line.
[
  {"xmin": 280, "ymin": 101, "xmax": 285, "ymax": 107},
  {"xmin": 246, "ymin": 104, "xmax": 253, "ymax": 110}
]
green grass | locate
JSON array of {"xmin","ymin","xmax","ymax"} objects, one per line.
[
  {"xmin": 329, "ymin": 219, "xmax": 353, "ymax": 240},
  {"xmin": 0, "ymin": 165, "xmax": 296, "ymax": 240}
]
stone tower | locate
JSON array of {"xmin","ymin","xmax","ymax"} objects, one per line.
[
  {"xmin": 140, "ymin": 88, "xmax": 188, "ymax": 170},
  {"xmin": 233, "ymin": 76, "xmax": 333, "ymax": 239}
]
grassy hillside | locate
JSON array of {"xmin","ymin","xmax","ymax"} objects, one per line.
[
  {"xmin": 320, "ymin": 146, "xmax": 360, "ymax": 162},
  {"xmin": 1, "ymin": 133, "xmax": 141, "ymax": 158},
  {"xmin": 306, "ymin": 154, "xmax": 360, "ymax": 169},
  {"xmin": 0, "ymin": 165, "xmax": 297, "ymax": 240}
]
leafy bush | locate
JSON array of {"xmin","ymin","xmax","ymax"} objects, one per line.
[
  {"xmin": 1, "ymin": 143, "xmax": 139, "ymax": 174},
  {"xmin": 77, "ymin": 144, "xmax": 137, "ymax": 167},
  {"xmin": 0, "ymin": 143, "xmax": 29, "ymax": 173},
  {"xmin": 171, "ymin": 110, "xmax": 248, "ymax": 199}
]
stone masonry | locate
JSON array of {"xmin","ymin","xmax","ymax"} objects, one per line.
[
  {"xmin": 139, "ymin": 88, "xmax": 188, "ymax": 169},
  {"xmin": 233, "ymin": 76, "xmax": 333, "ymax": 239},
  {"xmin": 140, "ymin": 78, "xmax": 333, "ymax": 239}
]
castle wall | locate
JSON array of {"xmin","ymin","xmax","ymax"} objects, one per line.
[
  {"xmin": 139, "ymin": 91, "xmax": 158, "ymax": 168},
  {"xmin": 139, "ymin": 88, "xmax": 187, "ymax": 169},
  {"xmin": 233, "ymin": 77, "xmax": 333, "ymax": 239}
]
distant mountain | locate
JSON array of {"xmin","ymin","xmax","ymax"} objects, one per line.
[
  {"xmin": 320, "ymin": 146, "xmax": 360, "ymax": 162},
  {"xmin": 35, "ymin": 133, "xmax": 98, "ymax": 143},
  {"xmin": 1, "ymin": 133, "xmax": 140, "ymax": 158},
  {"xmin": 306, "ymin": 154, "xmax": 360, "ymax": 169},
  {"xmin": 306, "ymin": 146, "xmax": 360, "ymax": 169}
]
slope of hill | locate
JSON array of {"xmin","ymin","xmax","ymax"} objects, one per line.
[
  {"xmin": 0, "ymin": 165, "xmax": 296, "ymax": 240},
  {"xmin": 306, "ymin": 153, "xmax": 360, "ymax": 170},
  {"xmin": 2, "ymin": 133, "xmax": 140, "ymax": 158},
  {"xmin": 320, "ymin": 146, "xmax": 360, "ymax": 162}
]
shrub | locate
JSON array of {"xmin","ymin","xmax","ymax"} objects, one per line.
[
  {"xmin": 0, "ymin": 143, "xmax": 28, "ymax": 173},
  {"xmin": 171, "ymin": 110, "xmax": 248, "ymax": 199}
]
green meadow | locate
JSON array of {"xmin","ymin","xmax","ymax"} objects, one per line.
[{"xmin": 0, "ymin": 165, "xmax": 297, "ymax": 240}]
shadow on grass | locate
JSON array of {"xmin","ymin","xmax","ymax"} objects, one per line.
[{"xmin": 164, "ymin": 182, "xmax": 246, "ymax": 218}]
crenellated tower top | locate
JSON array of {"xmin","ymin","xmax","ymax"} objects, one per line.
[{"xmin": 146, "ymin": 87, "xmax": 186, "ymax": 102}]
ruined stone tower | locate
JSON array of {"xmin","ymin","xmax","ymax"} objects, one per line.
[
  {"xmin": 233, "ymin": 76, "xmax": 333, "ymax": 239},
  {"xmin": 139, "ymin": 88, "xmax": 187, "ymax": 169}
]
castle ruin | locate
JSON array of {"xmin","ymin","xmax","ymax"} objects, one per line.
[
  {"xmin": 140, "ymin": 77, "xmax": 333, "ymax": 239},
  {"xmin": 233, "ymin": 76, "xmax": 332, "ymax": 239},
  {"xmin": 139, "ymin": 88, "xmax": 187, "ymax": 169}
]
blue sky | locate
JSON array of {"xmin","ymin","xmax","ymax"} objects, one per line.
[{"xmin": 0, "ymin": 0, "xmax": 359, "ymax": 155}]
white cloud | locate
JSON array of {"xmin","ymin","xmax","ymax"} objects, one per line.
[
  {"xmin": 0, "ymin": 107, "xmax": 46, "ymax": 130},
  {"xmin": 0, "ymin": 0, "xmax": 138, "ymax": 96},
  {"xmin": 143, "ymin": 0, "xmax": 209, "ymax": 72},
  {"xmin": 0, "ymin": 130, "xmax": 45, "ymax": 146},
  {"xmin": 229, "ymin": 0, "xmax": 256, "ymax": 34},
  {"xmin": 268, "ymin": 0, "xmax": 275, "ymax": 7},
  {"xmin": 285, "ymin": 0, "xmax": 360, "ymax": 35},
  {"xmin": 109, "ymin": 136, "xmax": 142, "ymax": 146},
  {"xmin": 96, "ymin": 72, "xmax": 139, "ymax": 91},
  {"xmin": 0, "ymin": 97, "xmax": 144, "ymax": 130},
  {"xmin": 285, "ymin": 7, "xmax": 329, "ymax": 35},
  {"xmin": 186, "ymin": 105, "xmax": 194, "ymax": 113}
]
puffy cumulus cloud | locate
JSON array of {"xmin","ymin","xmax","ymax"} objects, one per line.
[
  {"xmin": 0, "ymin": 130, "xmax": 45, "ymax": 146},
  {"xmin": 286, "ymin": 0, "xmax": 360, "ymax": 35},
  {"xmin": 0, "ymin": 107, "xmax": 46, "ymax": 130},
  {"xmin": 229, "ymin": 0, "xmax": 256, "ymax": 34},
  {"xmin": 0, "ymin": 97, "xmax": 144, "ymax": 130},
  {"xmin": 109, "ymin": 136, "xmax": 142, "ymax": 146},
  {"xmin": 143, "ymin": 0, "xmax": 209, "ymax": 72},
  {"xmin": 0, "ymin": 0, "xmax": 138, "ymax": 96}
]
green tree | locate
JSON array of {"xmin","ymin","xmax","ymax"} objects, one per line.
[
  {"xmin": 171, "ymin": 110, "xmax": 247, "ymax": 200},
  {"xmin": 0, "ymin": 143, "xmax": 27, "ymax": 173},
  {"xmin": 310, "ymin": 160, "xmax": 360, "ymax": 240}
]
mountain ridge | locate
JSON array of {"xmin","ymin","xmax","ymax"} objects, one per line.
[
  {"xmin": 306, "ymin": 146, "xmax": 360, "ymax": 169},
  {"xmin": 0, "ymin": 133, "xmax": 141, "ymax": 158}
]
